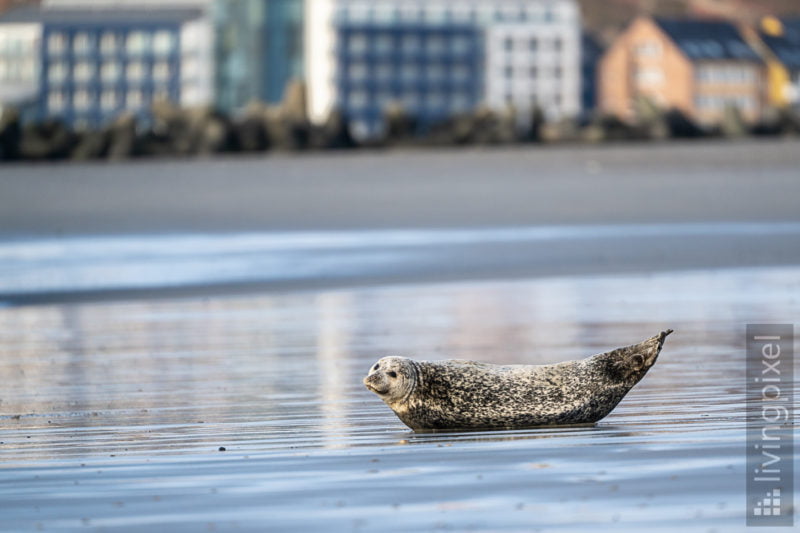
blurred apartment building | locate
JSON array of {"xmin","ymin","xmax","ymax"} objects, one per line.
[
  {"xmin": 0, "ymin": 1, "xmax": 214, "ymax": 127},
  {"xmin": 305, "ymin": 0, "xmax": 582, "ymax": 138},
  {"xmin": 0, "ymin": 0, "xmax": 303, "ymax": 125},
  {"xmin": 211, "ymin": 0, "xmax": 303, "ymax": 112},
  {"xmin": 753, "ymin": 17, "xmax": 800, "ymax": 110},
  {"xmin": 598, "ymin": 17, "xmax": 769, "ymax": 125}
]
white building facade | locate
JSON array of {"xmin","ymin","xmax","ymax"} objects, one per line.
[
  {"xmin": 305, "ymin": 0, "xmax": 581, "ymax": 127},
  {"xmin": 0, "ymin": 3, "xmax": 214, "ymax": 126},
  {"xmin": 0, "ymin": 20, "xmax": 40, "ymax": 113}
]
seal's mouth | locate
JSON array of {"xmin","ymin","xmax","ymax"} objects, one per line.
[{"xmin": 363, "ymin": 375, "xmax": 389, "ymax": 395}]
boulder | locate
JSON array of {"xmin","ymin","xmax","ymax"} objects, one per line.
[
  {"xmin": 106, "ymin": 112, "xmax": 138, "ymax": 161},
  {"xmin": 540, "ymin": 117, "xmax": 582, "ymax": 143},
  {"xmin": 233, "ymin": 103, "xmax": 269, "ymax": 152},
  {"xmin": 0, "ymin": 107, "xmax": 21, "ymax": 161},
  {"xmin": 310, "ymin": 108, "xmax": 356, "ymax": 150},
  {"xmin": 382, "ymin": 103, "xmax": 417, "ymax": 145},
  {"xmin": 70, "ymin": 129, "xmax": 109, "ymax": 160},
  {"xmin": 720, "ymin": 105, "xmax": 748, "ymax": 138},
  {"xmin": 582, "ymin": 113, "xmax": 642, "ymax": 143},
  {"xmin": 19, "ymin": 119, "xmax": 75, "ymax": 160}
]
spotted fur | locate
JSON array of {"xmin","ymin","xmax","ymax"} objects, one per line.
[{"xmin": 363, "ymin": 330, "xmax": 673, "ymax": 431}]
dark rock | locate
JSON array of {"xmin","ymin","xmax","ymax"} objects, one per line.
[
  {"xmin": 106, "ymin": 113, "xmax": 138, "ymax": 161},
  {"xmin": 752, "ymin": 107, "xmax": 800, "ymax": 137},
  {"xmin": 662, "ymin": 108, "xmax": 705, "ymax": 138},
  {"xmin": 0, "ymin": 107, "xmax": 21, "ymax": 161},
  {"xmin": 524, "ymin": 106, "xmax": 546, "ymax": 142},
  {"xmin": 472, "ymin": 106, "xmax": 517, "ymax": 145},
  {"xmin": 541, "ymin": 117, "xmax": 582, "ymax": 143},
  {"xmin": 424, "ymin": 113, "xmax": 477, "ymax": 146},
  {"xmin": 233, "ymin": 105, "xmax": 270, "ymax": 152},
  {"xmin": 382, "ymin": 103, "xmax": 417, "ymax": 145},
  {"xmin": 19, "ymin": 119, "xmax": 76, "ymax": 160},
  {"xmin": 583, "ymin": 113, "xmax": 644, "ymax": 143},
  {"xmin": 149, "ymin": 101, "xmax": 234, "ymax": 156},
  {"xmin": 70, "ymin": 129, "xmax": 110, "ymax": 160},
  {"xmin": 310, "ymin": 108, "xmax": 356, "ymax": 150},
  {"xmin": 720, "ymin": 105, "xmax": 747, "ymax": 138}
]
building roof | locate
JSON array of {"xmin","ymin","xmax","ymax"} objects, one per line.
[
  {"xmin": 0, "ymin": 4, "xmax": 204, "ymax": 25},
  {"xmin": 760, "ymin": 19, "xmax": 800, "ymax": 70},
  {"xmin": 654, "ymin": 18, "xmax": 762, "ymax": 63}
]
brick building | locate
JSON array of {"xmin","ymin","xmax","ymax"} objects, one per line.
[{"xmin": 599, "ymin": 17, "xmax": 767, "ymax": 125}]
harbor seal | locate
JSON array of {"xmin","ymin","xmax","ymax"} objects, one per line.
[{"xmin": 363, "ymin": 330, "xmax": 672, "ymax": 431}]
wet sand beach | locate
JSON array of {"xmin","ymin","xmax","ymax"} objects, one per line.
[
  {"xmin": 1, "ymin": 139, "xmax": 799, "ymax": 237},
  {"xmin": 1, "ymin": 140, "xmax": 799, "ymax": 532}
]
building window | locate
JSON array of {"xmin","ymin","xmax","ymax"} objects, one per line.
[
  {"xmin": 427, "ymin": 64, "xmax": 445, "ymax": 83},
  {"xmin": 401, "ymin": 92, "xmax": 419, "ymax": 111},
  {"xmin": 48, "ymin": 90, "xmax": 66, "ymax": 112},
  {"xmin": 0, "ymin": 60, "xmax": 29, "ymax": 82},
  {"xmin": 73, "ymin": 32, "xmax": 92, "ymax": 55},
  {"xmin": 348, "ymin": 90, "xmax": 368, "ymax": 110},
  {"xmin": 48, "ymin": 33, "xmax": 68, "ymax": 55},
  {"xmin": 153, "ymin": 61, "xmax": 170, "ymax": 82},
  {"xmin": 100, "ymin": 32, "xmax": 119, "ymax": 55},
  {"xmin": 348, "ymin": 34, "xmax": 368, "ymax": 54},
  {"xmin": 401, "ymin": 35, "xmax": 421, "ymax": 54},
  {"xmin": 375, "ymin": 35, "xmax": 393, "ymax": 54},
  {"xmin": 101, "ymin": 61, "xmax": 121, "ymax": 83},
  {"xmin": 452, "ymin": 64, "xmax": 469, "ymax": 82},
  {"xmin": 636, "ymin": 67, "xmax": 664, "ymax": 85},
  {"xmin": 553, "ymin": 38, "xmax": 563, "ymax": 53},
  {"xmin": 347, "ymin": 62, "xmax": 367, "ymax": 81},
  {"xmin": 426, "ymin": 91, "xmax": 445, "ymax": 111},
  {"xmin": 401, "ymin": 63, "xmax": 418, "ymax": 82},
  {"xmin": 154, "ymin": 86, "xmax": 172, "ymax": 102},
  {"xmin": 126, "ymin": 61, "xmax": 146, "ymax": 82},
  {"xmin": 47, "ymin": 62, "xmax": 68, "ymax": 84},
  {"xmin": 73, "ymin": 89, "xmax": 92, "ymax": 111},
  {"xmin": 101, "ymin": 90, "xmax": 119, "ymax": 111},
  {"xmin": 451, "ymin": 35, "xmax": 470, "ymax": 54},
  {"xmin": 504, "ymin": 37, "xmax": 514, "ymax": 52},
  {"xmin": 529, "ymin": 38, "xmax": 538, "ymax": 52},
  {"xmin": 427, "ymin": 36, "xmax": 445, "ymax": 55},
  {"xmin": 152, "ymin": 31, "xmax": 175, "ymax": 56},
  {"xmin": 126, "ymin": 89, "xmax": 143, "ymax": 108},
  {"xmin": 376, "ymin": 90, "xmax": 392, "ymax": 109},
  {"xmin": 635, "ymin": 41, "xmax": 662, "ymax": 58},
  {"xmin": 451, "ymin": 92, "xmax": 471, "ymax": 112},
  {"xmin": 126, "ymin": 31, "xmax": 148, "ymax": 55},
  {"xmin": 504, "ymin": 65, "xmax": 513, "ymax": 79},
  {"xmin": 554, "ymin": 66, "xmax": 563, "ymax": 79},
  {"xmin": 375, "ymin": 64, "xmax": 392, "ymax": 82},
  {"xmin": 74, "ymin": 61, "xmax": 94, "ymax": 83}
]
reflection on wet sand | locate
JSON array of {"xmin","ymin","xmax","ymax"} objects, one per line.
[{"xmin": 0, "ymin": 266, "xmax": 798, "ymax": 531}]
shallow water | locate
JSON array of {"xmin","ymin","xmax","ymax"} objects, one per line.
[
  {"xmin": 2, "ymin": 222, "xmax": 800, "ymax": 305},
  {"xmin": 1, "ymin": 265, "xmax": 798, "ymax": 531}
]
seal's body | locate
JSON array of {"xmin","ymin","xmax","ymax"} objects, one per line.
[{"xmin": 363, "ymin": 330, "xmax": 672, "ymax": 431}]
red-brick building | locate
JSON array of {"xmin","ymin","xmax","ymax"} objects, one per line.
[{"xmin": 599, "ymin": 17, "xmax": 768, "ymax": 125}]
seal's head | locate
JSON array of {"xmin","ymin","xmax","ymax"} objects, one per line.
[
  {"xmin": 601, "ymin": 329, "xmax": 673, "ymax": 388},
  {"xmin": 363, "ymin": 356, "xmax": 417, "ymax": 404}
]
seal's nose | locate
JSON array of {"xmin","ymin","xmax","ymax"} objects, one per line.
[{"xmin": 363, "ymin": 372, "xmax": 386, "ymax": 394}]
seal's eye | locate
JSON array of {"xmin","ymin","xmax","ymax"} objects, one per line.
[
  {"xmin": 387, "ymin": 371, "xmax": 397, "ymax": 378},
  {"xmin": 373, "ymin": 364, "xmax": 379, "ymax": 371}
]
